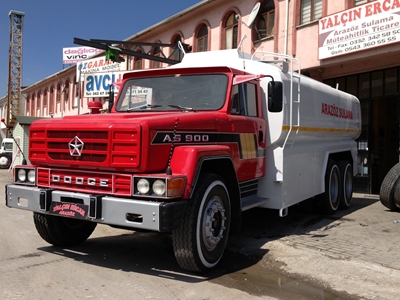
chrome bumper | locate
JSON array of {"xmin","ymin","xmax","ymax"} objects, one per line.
[{"xmin": 5, "ymin": 184, "xmax": 186, "ymax": 232}]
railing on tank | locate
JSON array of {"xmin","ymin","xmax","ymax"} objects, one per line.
[{"xmin": 250, "ymin": 51, "xmax": 301, "ymax": 149}]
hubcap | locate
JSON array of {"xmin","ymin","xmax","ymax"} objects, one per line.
[
  {"xmin": 0, "ymin": 156, "xmax": 9, "ymax": 166},
  {"xmin": 202, "ymin": 196, "xmax": 226, "ymax": 251}
]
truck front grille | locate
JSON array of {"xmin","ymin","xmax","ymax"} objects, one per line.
[
  {"xmin": 47, "ymin": 130, "xmax": 108, "ymax": 162},
  {"xmin": 29, "ymin": 125, "xmax": 141, "ymax": 168}
]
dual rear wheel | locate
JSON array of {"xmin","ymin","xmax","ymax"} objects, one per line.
[{"xmin": 317, "ymin": 159, "xmax": 353, "ymax": 214}]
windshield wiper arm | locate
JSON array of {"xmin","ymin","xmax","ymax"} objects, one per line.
[
  {"xmin": 168, "ymin": 104, "xmax": 193, "ymax": 111},
  {"xmin": 127, "ymin": 104, "xmax": 162, "ymax": 111}
]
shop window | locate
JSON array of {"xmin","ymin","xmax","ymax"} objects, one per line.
[
  {"xmin": 336, "ymin": 77, "xmax": 346, "ymax": 92},
  {"xmin": 256, "ymin": 0, "xmax": 275, "ymax": 39},
  {"xmin": 385, "ymin": 68, "xmax": 398, "ymax": 96},
  {"xmin": 358, "ymin": 73, "xmax": 370, "ymax": 99},
  {"xmin": 196, "ymin": 24, "xmax": 208, "ymax": 52},
  {"xmin": 346, "ymin": 75, "xmax": 358, "ymax": 97},
  {"xmin": 300, "ymin": 0, "xmax": 322, "ymax": 25},
  {"xmin": 224, "ymin": 12, "xmax": 238, "ymax": 49},
  {"xmin": 231, "ymin": 83, "xmax": 257, "ymax": 117},
  {"xmin": 371, "ymin": 70, "xmax": 383, "ymax": 98}
]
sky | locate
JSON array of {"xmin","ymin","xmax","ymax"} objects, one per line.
[{"xmin": 0, "ymin": 0, "xmax": 200, "ymax": 97}]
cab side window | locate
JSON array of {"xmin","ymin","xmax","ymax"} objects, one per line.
[{"xmin": 231, "ymin": 83, "xmax": 257, "ymax": 116}]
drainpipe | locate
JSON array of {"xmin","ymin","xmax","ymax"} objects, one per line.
[{"xmin": 284, "ymin": 0, "xmax": 290, "ymax": 55}]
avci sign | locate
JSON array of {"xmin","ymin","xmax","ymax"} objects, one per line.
[{"xmin": 319, "ymin": 0, "xmax": 400, "ymax": 59}]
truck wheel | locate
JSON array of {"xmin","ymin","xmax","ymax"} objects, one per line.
[
  {"xmin": 172, "ymin": 173, "xmax": 231, "ymax": 273},
  {"xmin": 338, "ymin": 160, "xmax": 353, "ymax": 209},
  {"xmin": 33, "ymin": 212, "xmax": 97, "ymax": 247},
  {"xmin": 0, "ymin": 153, "xmax": 11, "ymax": 169},
  {"xmin": 317, "ymin": 160, "xmax": 340, "ymax": 215},
  {"xmin": 380, "ymin": 162, "xmax": 400, "ymax": 211}
]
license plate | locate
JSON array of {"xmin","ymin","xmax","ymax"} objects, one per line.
[{"xmin": 49, "ymin": 201, "xmax": 89, "ymax": 219}]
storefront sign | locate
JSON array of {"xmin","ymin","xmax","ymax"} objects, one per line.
[
  {"xmin": 63, "ymin": 47, "xmax": 103, "ymax": 64},
  {"xmin": 319, "ymin": 0, "xmax": 400, "ymax": 59},
  {"xmin": 76, "ymin": 56, "xmax": 127, "ymax": 82},
  {"xmin": 84, "ymin": 71, "xmax": 127, "ymax": 98}
]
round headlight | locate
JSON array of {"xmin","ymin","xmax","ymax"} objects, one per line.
[
  {"xmin": 27, "ymin": 169, "xmax": 36, "ymax": 183},
  {"xmin": 17, "ymin": 169, "xmax": 26, "ymax": 182},
  {"xmin": 137, "ymin": 178, "xmax": 150, "ymax": 194},
  {"xmin": 153, "ymin": 179, "xmax": 166, "ymax": 196}
]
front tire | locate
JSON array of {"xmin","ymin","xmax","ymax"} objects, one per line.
[
  {"xmin": 317, "ymin": 160, "xmax": 340, "ymax": 215},
  {"xmin": 33, "ymin": 212, "xmax": 97, "ymax": 247},
  {"xmin": 172, "ymin": 173, "xmax": 231, "ymax": 273}
]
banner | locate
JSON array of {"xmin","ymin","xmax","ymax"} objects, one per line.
[
  {"xmin": 84, "ymin": 71, "xmax": 128, "ymax": 98},
  {"xmin": 319, "ymin": 0, "xmax": 400, "ymax": 59},
  {"xmin": 76, "ymin": 56, "xmax": 127, "ymax": 82},
  {"xmin": 63, "ymin": 47, "xmax": 103, "ymax": 64}
]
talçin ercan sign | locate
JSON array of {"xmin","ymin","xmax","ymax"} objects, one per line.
[
  {"xmin": 63, "ymin": 47, "xmax": 103, "ymax": 64},
  {"xmin": 319, "ymin": 0, "xmax": 400, "ymax": 59}
]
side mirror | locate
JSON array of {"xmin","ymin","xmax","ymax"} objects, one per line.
[{"xmin": 268, "ymin": 81, "xmax": 283, "ymax": 112}]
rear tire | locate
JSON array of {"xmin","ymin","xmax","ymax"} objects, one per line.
[
  {"xmin": 33, "ymin": 212, "xmax": 97, "ymax": 246},
  {"xmin": 380, "ymin": 162, "xmax": 400, "ymax": 211},
  {"xmin": 316, "ymin": 160, "xmax": 340, "ymax": 215},
  {"xmin": 338, "ymin": 160, "xmax": 353, "ymax": 209},
  {"xmin": 172, "ymin": 173, "xmax": 231, "ymax": 273}
]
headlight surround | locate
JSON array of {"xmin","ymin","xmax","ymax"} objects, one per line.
[
  {"xmin": 137, "ymin": 178, "xmax": 150, "ymax": 194},
  {"xmin": 133, "ymin": 176, "xmax": 186, "ymax": 198},
  {"xmin": 14, "ymin": 167, "xmax": 36, "ymax": 185}
]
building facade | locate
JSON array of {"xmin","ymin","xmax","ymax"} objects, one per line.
[{"xmin": 7, "ymin": 0, "xmax": 400, "ymax": 194}]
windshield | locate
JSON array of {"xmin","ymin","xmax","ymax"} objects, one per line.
[
  {"xmin": 115, "ymin": 74, "xmax": 228, "ymax": 111},
  {"xmin": 3, "ymin": 142, "xmax": 13, "ymax": 151}
]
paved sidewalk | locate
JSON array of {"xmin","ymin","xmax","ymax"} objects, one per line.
[{"xmin": 238, "ymin": 193, "xmax": 400, "ymax": 270}]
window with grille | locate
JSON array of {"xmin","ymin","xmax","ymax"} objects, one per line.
[
  {"xmin": 300, "ymin": 0, "xmax": 322, "ymax": 25},
  {"xmin": 197, "ymin": 25, "xmax": 208, "ymax": 52},
  {"xmin": 224, "ymin": 12, "xmax": 238, "ymax": 49}
]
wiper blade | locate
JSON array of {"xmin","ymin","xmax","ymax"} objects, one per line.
[
  {"xmin": 168, "ymin": 104, "xmax": 193, "ymax": 111},
  {"xmin": 127, "ymin": 104, "xmax": 162, "ymax": 111}
]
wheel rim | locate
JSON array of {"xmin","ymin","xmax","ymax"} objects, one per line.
[
  {"xmin": 344, "ymin": 167, "xmax": 352, "ymax": 201},
  {"xmin": 0, "ymin": 156, "xmax": 9, "ymax": 166},
  {"xmin": 201, "ymin": 195, "xmax": 226, "ymax": 251},
  {"xmin": 330, "ymin": 167, "xmax": 340, "ymax": 208}
]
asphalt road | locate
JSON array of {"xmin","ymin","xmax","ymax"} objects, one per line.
[{"xmin": 1, "ymin": 169, "xmax": 400, "ymax": 299}]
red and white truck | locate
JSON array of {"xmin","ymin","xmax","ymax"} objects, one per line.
[{"xmin": 6, "ymin": 49, "xmax": 361, "ymax": 272}]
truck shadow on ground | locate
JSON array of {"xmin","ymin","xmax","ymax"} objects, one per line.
[{"xmin": 37, "ymin": 195, "xmax": 378, "ymax": 284}]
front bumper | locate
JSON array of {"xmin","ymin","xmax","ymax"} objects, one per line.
[{"xmin": 5, "ymin": 184, "xmax": 187, "ymax": 232}]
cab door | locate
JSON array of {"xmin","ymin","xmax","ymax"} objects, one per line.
[{"xmin": 228, "ymin": 81, "xmax": 266, "ymax": 181}]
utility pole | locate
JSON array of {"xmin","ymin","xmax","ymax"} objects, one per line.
[{"xmin": 7, "ymin": 11, "xmax": 24, "ymax": 133}]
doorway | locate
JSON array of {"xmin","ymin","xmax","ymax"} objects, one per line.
[{"xmin": 369, "ymin": 96, "xmax": 400, "ymax": 194}]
